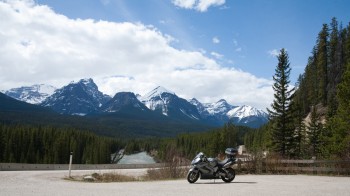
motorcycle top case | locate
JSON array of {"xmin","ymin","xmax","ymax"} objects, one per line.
[{"xmin": 225, "ymin": 148, "xmax": 238, "ymax": 156}]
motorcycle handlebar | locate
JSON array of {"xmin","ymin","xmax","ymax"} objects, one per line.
[{"xmin": 199, "ymin": 154, "xmax": 208, "ymax": 162}]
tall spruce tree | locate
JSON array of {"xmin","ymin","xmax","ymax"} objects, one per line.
[
  {"xmin": 294, "ymin": 106, "xmax": 307, "ymax": 158},
  {"xmin": 267, "ymin": 48, "xmax": 295, "ymax": 157},
  {"xmin": 327, "ymin": 18, "xmax": 340, "ymax": 117},
  {"xmin": 316, "ymin": 24, "xmax": 329, "ymax": 105},
  {"xmin": 0, "ymin": 129, "xmax": 4, "ymax": 161},
  {"xmin": 291, "ymin": 76, "xmax": 308, "ymax": 158},
  {"xmin": 307, "ymin": 105, "xmax": 322, "ymax": 157}
]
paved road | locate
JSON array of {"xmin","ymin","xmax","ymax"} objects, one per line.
[{"xmin": 1, "ymin": 169, "xmax": 350, "ymax": 196}]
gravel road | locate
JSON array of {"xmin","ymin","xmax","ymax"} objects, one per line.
[{"xmin": 1, "ymin": 169, "xmax": 349, "ymax": 196}]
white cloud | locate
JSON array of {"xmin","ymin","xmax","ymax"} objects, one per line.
[
  {"xmin": 172, "ymin": 0, "xmax": 197, "ymax": 9},
  {"xmin": 172, "ymin": 0, "xmax": 226, "ymax": 12},
  {"xmin": 210, "ymin": 51, "xmax": 223, "ymax": 59},
  {"xmin": 212, "ymin": 36, "xmax": 220, "ymax": 44},
  {"xmin": 159, "ymin": 19, "xmax": 174, "ymax": 25},
  {"xmin": 0, "ymin": 0, "xmax": 273, "ymax": 110},
  {"xmin": 198, "ymin": 48, "xmax": 207, "ymax": 54},
  {"xmin": 100, "ymin": 0, "xmax": 110, "ymax": 6},
  {"xmin": 232, "ymin": 39, "xmax": 243, "ymax": 52},
  {"xmin": 268, "ymin": 49, "xmax": 281, "ymax": 57}
]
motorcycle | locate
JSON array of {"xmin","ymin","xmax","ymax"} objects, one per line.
[{"xmin": 187, "ymin": 148, "xmax": 237, "ymax": 183}]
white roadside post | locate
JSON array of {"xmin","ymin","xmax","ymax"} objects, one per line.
[{"xmin": 69, "ymin": 152, "xmax": 73, "ymax": 178}]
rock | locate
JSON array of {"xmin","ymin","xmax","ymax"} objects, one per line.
[{"xmin": 83, "ymin": 175, "xmax": 96, "ymax": 182}]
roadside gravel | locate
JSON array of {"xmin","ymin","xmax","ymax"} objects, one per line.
[{"xmin": 1, "ymin": 169, "xmax": 349, "ymax": 196}]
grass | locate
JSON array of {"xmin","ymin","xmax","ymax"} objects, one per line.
[
  {"xmin": 144, "ymin": 166, "xmax": 188, "ymax": 181},
  {"xmin": 90, "ymin": 172, "xmax": 139, "ymax": 182},
  {"xmin": 67, "ymin": 172, "xmax": 139, "ymax": 183},
  {"xmin": 66, "ymin": 165, "xmax": 189, "ymax": 183}
]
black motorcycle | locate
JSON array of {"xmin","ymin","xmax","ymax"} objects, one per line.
[{"xmin": 187, "ymin": 148, "xmax": 237, "ymax": 183}]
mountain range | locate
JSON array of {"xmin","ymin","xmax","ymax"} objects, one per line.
[{"xmin": 1, "ymin": 78, "xmax": 268, "ymax": 135}]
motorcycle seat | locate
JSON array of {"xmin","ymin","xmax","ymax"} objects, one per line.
[{"xmin": 217, "ymin": 158, "xmax": 230, "ymax": 166}]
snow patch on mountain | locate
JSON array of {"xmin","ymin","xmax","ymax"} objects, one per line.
[
  {"xmin": 140, "ymin": 86, "xmax": 174, "ymax": 115},
  {"xmin": 100, "ymin": 92, "xmax": 147, "ymax": 113},
  {"xmin": 141, "ymin": 86, "xmax": 174, "ymax": 101},
  {"xmin": 227, "ymin": 105, "xmax": 267, "ymax": 120},
  {"xmin": 3, "ymin": 84, "xmax": 57, "ymax": 104},
  {"xmin": 41, "ymin": 78, "xmax": 111, "ymax": 115},
  {"xmin": 204, "ymin": 99, "xmax": 236, "ymax": 115},
  {"xmin": 140, "ymin": 86, "xmax": 201, "ymax": 120}
]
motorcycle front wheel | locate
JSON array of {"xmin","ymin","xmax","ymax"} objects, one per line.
[
  {"xmin": 221, "ymin": 168, "xmax": 235, "ymax": 183},
  {"xmin": 187, "ymin": 170, "xmax": 199, "ymax": 183}
]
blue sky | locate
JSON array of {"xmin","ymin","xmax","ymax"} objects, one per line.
[{"xmin": 1, "ymin": 0, "xmax": 350, "ymax": 109}]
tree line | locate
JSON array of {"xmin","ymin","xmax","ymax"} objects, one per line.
[
  {"xmin": 245, "ymin": 18, "xmax": 350, "ymax": 160},
  {"xmin": 127, "ymin": 123, "xmax": 254, "ymax": 160},
  {"xmin": 0, "ymin": 121, "xmax": 253, "ymax": 164},
  {"xmin": 0, "ymin": 124, "xmax": 124, "ymax": 164}
]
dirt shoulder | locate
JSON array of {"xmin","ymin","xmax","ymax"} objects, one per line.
[{"xmin": 1, "ymin": 170, "xmax": 349, "ymax": 196}]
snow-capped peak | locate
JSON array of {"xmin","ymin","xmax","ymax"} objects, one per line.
[
  {"xmin": 227, "ymin": 105, "xmax": 267, "ymax": 120},
  {"xmin": 3, "ymin": 84, "xmax": 57, "ymax": 104},
  {"xmin": 40, "ymin": 78, "xmax": 111, "ymax": 115},
  {"xmin": 204, "ymin": 99, "xmax": 235, "ymax": 115},
  {"xmin": 33, "ymin": 84, "xmax": 56, "ymax": 95},
  {"xmin": 189, "ymin": 98, "xmax": 201, "ymax": 105},
  {"xmin": 70, "ymin": 78, "xmax": 93, "ymax": 85},
  {"xmin": 140, "ymin": 86, "xmax": 175, "ymax": 101}
]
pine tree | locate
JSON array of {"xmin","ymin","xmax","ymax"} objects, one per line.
[
  {"xmin": 307, "ymin": 106, "xmax": 323, "ymax": 157},
  {"xmin": 290, "ymin": 75, "xmax": 308, "ymax": 158},
  {"xmin": 295, "ymin": 113, "xmax": 307, "ymax": 158},
  {"xmin": 0, "ymin": 128, "xmax": 4, "ymax": 161},
  {"xmin": 327, "ymin": 18, "xmax": 340, "ymax": 117},
  {"xmin": 267, "ymin": 48, "xmax": 295, "ymax": 157},
  {"xmin": 316, "ymin": 24, "xmax": 329, "ymax": 105},
  {"xmin": 345, "ymin": 23, "xmax": 350, "ymax": 63},
  {"xmin": 291, "ymin": 101, "xmax": 307, "ymax": 158}
]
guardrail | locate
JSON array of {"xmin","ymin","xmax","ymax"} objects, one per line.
[
  {"xmin": 0, "ymin": 163, "xmax": 166, "ymax": 171},
  {"xmin": 2, "ymin": 159, "xmax": 350, "ymax": 175},
  {"xmin": 236, "ymin": 159, "xmax": 350, "ymax": 175}
]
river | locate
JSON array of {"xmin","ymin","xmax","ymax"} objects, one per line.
[{"xmin": 117, "ymin": 152, "xmax": 156, "ymax": 164}]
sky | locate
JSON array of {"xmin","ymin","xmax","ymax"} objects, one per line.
[{"xmin": 0, "ymin": 0, "xmax": 350, "ymax": 110}]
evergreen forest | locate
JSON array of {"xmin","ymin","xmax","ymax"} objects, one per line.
[
  {"xmin": 123, "ymin": 123, "xmax": 253, "ymax": 161},
  {"xmin": 245, "ymin": 18, "xmax": 350, "ymax": 160},
  {"xmin": 0, "ymin": 124, "xmax": 124, "ymax": 164}
]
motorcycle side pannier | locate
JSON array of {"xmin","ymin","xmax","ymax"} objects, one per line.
[{"xmin": 225, "ymin": 148, "xmax": 237, "ymax": 156}]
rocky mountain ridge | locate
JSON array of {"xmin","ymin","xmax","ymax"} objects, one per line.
[{"xmin": 3, "ymin": 79, "xmax": 268, "ymax": 128}]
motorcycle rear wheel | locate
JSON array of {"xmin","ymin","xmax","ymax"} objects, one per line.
[
  {"xmin": 187, "ymin": 170, "xmax": 199, "ymax": 183},
  {"xmin": 221, "ymin": 168, "xmax": 235, "ymax": 183}
]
